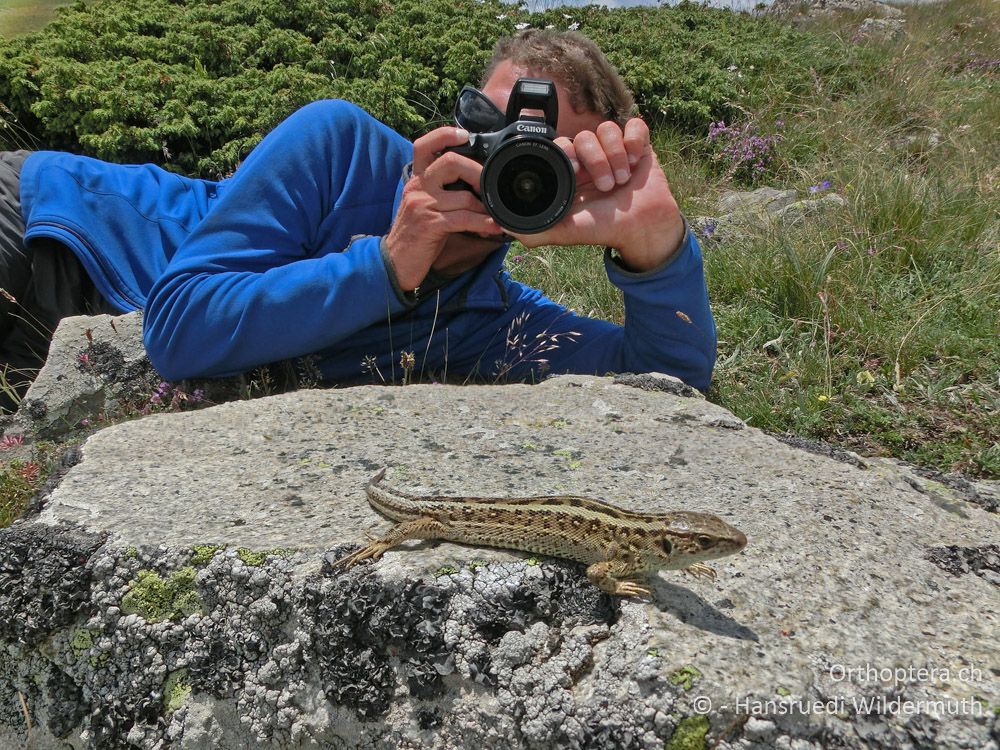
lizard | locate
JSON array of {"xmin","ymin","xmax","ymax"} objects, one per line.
[{"xmin": 330, "ymin": 468, "xmax": 748, "ymax": 597}]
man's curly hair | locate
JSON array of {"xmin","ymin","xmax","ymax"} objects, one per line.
[{"xmin": 482, "ymin": 29, "xmax": 635, "ymax": 127}]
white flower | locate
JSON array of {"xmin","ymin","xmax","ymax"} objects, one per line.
[
  {"xmin": 568, "ymin": 21, "xmax": 580, "ymax": 30},
  {"xmin": 496, "ymin": 14, "xmax": 506, "ymax": 20},
  {"xmin": 515, "ymin": 22, "xmax": 530, "ymax": 30}
]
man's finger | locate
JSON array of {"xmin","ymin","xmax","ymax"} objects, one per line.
[
  {"xmin": 428, "ymin": 187, "xmax": 486, "ymax": 214},
  {"xmin": 422, "ymin": 150, "xmax": 484, "ymax": 193},
  {"xmin": 412, "ymin": 126, "xmax": 471, "ymax": 176},
  {"xmin": 572, "ymin": 130, "xmax": 614, "ymax": 192},
  {"xmin": 439, "ymin": 209, "xmax": 499, "ymax": 237},
  {"xmin": 596, "ymin": 122, "xmax": 631, "ymax": 186},
  {"xmin": 623, "ymin": 118, "xmax": 650, "ymax": 167},
  {"xmin": 554, "ymin": 136, "xmax": 579, "ymax": 174}
]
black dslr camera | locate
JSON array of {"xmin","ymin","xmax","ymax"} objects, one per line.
[{"xmin": 446, "ymin": 78, "xmax": 575, "ymax": 234}]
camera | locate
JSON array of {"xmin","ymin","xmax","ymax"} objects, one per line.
[{"xmin": 446, "ymin": 78, "xmax": 575, "ymax": 234}]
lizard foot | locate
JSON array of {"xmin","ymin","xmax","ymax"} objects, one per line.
[
  {"xmin": 682, "ymin": 563, "xmax": 717, "ymax": 580},
  {"xmin": 329, "ymin": 543, "xmax": 389, "ymax": 570},
  {"xmin": 613, "ymin": 579, "xmax": 652, "ymax": 598}
]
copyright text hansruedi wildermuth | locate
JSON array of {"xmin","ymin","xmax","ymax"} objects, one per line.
[{"xmin": 689, "ymin": 661, "xmax": 992, "ymax": 717}]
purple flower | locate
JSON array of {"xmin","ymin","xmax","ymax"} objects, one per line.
[
  {"xmin": 706, "ymin": 120, "xmax": 782, "ymax": 181},
  {"xmin": 809, "ymin": 180, "xmax": 833, "ymax": 193}
]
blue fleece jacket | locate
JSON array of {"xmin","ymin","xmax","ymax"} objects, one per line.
[{"xmin": 18, "ymin": 99, "xmax": 717, "ymax": 389}]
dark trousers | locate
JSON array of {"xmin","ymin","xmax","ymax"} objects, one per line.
[{"xmin": 0, "ymin": 150, "xmax": 113, "ymax": 411}]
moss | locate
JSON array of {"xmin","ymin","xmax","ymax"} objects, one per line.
[
  {"xmin": 164, "ymin": 668, "xmax": 191, "ymax": 714},
  {"xmin": 434, "ymin": 566, "xmax": 458, "ymax": 577},
  {"xmin": 776, "ymin": 686, "xmax": 790, "ymax": 697},
  {"xmin": 666, "ymin": 715, "xmax": 709, "ymax": 750},
  {"xmin": 121, "ymin": 567, "xmax": 204, "ymax": 622},
  {"xmin": 191, "ymin": 544, "xmax": 225, "ymax": 565},
  {"xmin": 669, "ymin": 665, "xmax": 702, "ymax": 691},
  {"xmin": 123, "ymin": 546, "xmax": 139, "ymax": 558}
]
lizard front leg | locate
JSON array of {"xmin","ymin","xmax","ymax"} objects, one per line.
[
  {"xmin": 681, "ymin": 563, "xmax": 717, "ymax": 580},
  {"xmin": 586, "ymin": 557, "xmax": 651, "ymax": 598},
  {"xmin": 331, "ymin": 517, "xmax": 448, "ymax": 570}
]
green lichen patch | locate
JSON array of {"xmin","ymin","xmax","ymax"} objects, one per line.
[
  {"xmin": 666, "ymin": 714, "xmax": 710, "ymax": 750},
  {"xmin": 69, "ymin": 627, "xmax": 95, "ymax": 658},
  {"xmin": 236, "ymin": 547, "xmax": 291, "ymax": 566},
  {"xmin": 121, "ymin": 567, "xmax": 204, "ymax": 622},
  {"xmin": 669, "ymin": 665, "xmax": 702, "ymax": 691},
  {"xmin": 434, "ymin": 566, "xmax": 459, "ymax": 577},
  {"xmin": 164, "ymin": 668, "xmax": 191, "ymax": 714},
  {"xmin": 191, "ymin": 544, "xmax": 225, "ymax": 565}
]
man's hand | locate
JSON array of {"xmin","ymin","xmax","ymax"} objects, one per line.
[
  {"xmin": 513, "ymin": 117, "xmax": 685, "ymax": 272},
  {"xmin": 385, "ymin": 127, "xmax": 501, "ymax": 292}
]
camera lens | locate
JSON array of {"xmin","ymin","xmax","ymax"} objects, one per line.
[
  {"xmin": 481, "ymin": 137, "xmax": 575, "ymax": 234},
  {"xmin": 499, "ymin": 156, "xmax": 555, "ymax": 218}
]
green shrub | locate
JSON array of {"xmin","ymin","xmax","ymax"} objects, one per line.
[{"xmin": 0, "ymin": 0, "xmax": 852, "ymax": 177}]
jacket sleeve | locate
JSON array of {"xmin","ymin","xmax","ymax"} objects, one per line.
[
  {"xmin": 143, "ymin": 99, "xmax": 413, "ymax": 380},
  {"xmin": 483, "ymin": 224, "xmax": 717, "ymax": 391}
]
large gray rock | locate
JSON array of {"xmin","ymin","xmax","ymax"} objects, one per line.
[
  {"xmin": 1, "ymin": 376, "xmax": 997, "ymax": 749},
  {"xmin": 769, "ymin": 0, "xmax": 906, "ymax": 19},
  {"xmin": 13, "ymin": 311, "xmax": 315, "ymax": 441},
  {"xmin": 17, "ymin": 311, "xmax": 158, "ymax": 438},
  {"xmin": 693, "ymin": 186, "xmax": 849, "ymax": 241}
]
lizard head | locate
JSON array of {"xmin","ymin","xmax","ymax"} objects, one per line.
[{"xmin": 648, "ymin": 511, "xmax": 747, "ymax": 570}]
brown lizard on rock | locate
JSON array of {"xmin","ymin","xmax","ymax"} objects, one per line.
[{"xmin": 331, "ymin": 469, "xmax": 748, "ymax": 597}]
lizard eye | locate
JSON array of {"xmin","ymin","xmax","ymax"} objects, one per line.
[
  {"xmin": 696, "ymin": 535, "xmax": 714, "ymax": 549},
  {"xmin": 659, "ymin": 538, "xmax": 673, "ymax": 556}
]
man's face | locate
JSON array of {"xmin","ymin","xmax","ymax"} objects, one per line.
[{"xmin": 481, "ymin": 59, "xmax": 605, "ymax": 139}]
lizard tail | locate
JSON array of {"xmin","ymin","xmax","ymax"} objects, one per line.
[{"xmin": 369, "ymin": 467, "xmax": 388, "ymax": 486}]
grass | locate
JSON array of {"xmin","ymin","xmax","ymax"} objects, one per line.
[
  {"xmin": 0, "ymin": 438, "xmax": 63, "ymax": 526},
  {"xmin": 511, "ymin": 0, "xmax": 1000, "ymax": 478}
]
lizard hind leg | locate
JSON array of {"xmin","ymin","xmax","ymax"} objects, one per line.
[{"xmin": 330, "ymin": 517, "xmax": 448, "ymax": 570}]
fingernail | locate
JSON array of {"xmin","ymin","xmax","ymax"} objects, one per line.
[
  {"xmin": 596, "ymin": 175, "xmax": 615, "ymax": 191},
  {"xmin": 628, "ymin": 154, "xmax": 639, "ymax": 166},
  {"xmin": 456, "ymin": 128, "xmax": 469, "ymax": 140},
  {"xmin": 615, "ymin": 169, "xmax": 630, "ymax": 184},
  {"xmin": 570, "ymin": 158, "xmax": 580, "ymax": 173}
]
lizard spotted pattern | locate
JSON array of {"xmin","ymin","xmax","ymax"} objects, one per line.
[{"xmin": 331, "ymin": 469, "xmax": 748, "ymax": 597}]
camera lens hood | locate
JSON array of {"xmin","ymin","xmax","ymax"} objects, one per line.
[{"xmin": 480, "ymin": 136, "xmax": 575, "ymax": 234}]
